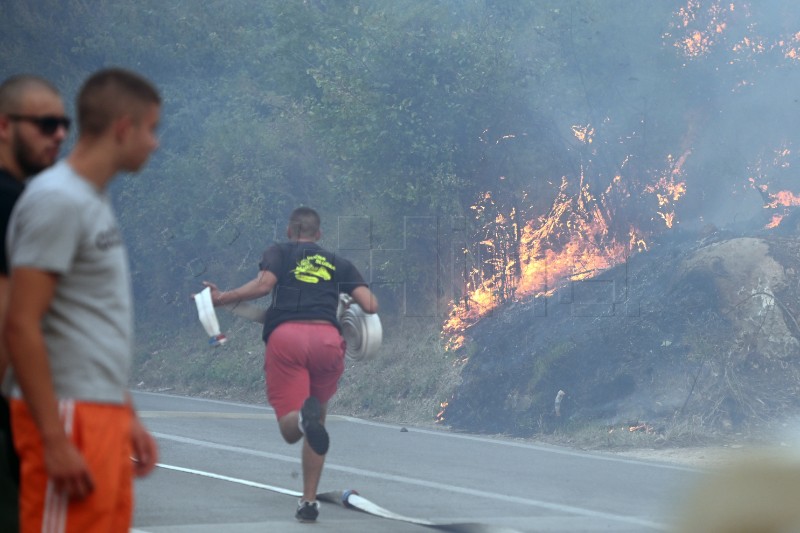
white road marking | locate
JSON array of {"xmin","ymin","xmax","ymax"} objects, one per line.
[
  {"xmin": 152, "ymin": 432, "xmax": 668, "ymax": 530},
  {"xmin": 134, "ymin": 391, "xmax": 698, "ymax": 472},
  {"xmin": 140, "ymin": 411, "xmax": 272, "ymax": 419},
  {"xmin": 157, "ymin": 462, "xmax": 301, "ymax": 497},
  {"xmin": 336, "ymin": 416, "xmax": 699, "ymax": 472}
]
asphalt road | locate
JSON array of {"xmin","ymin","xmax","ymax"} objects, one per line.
[{"xmin": 130, "ymin": 391, "xmax": 699, "ymax": 532}]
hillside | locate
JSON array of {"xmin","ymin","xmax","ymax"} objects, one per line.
[{"xmin": 442, "ymin": 227, "xmax": 800, "ymax": 446}]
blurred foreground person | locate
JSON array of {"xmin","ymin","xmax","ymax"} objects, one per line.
[
  {"xmin": 0, "ymin": 74, "xmax": 68, "ymax": 533},
  {"xmin": 203, "ymin": 206, "xmax": 378, "ymax": 522},
  {"xmin": 4, "ymin": 68, "xmax": 160, "ymax": 533},
  {"xmin": 673, "ymin": 447, "xmax": 800, "ymax": 532}
]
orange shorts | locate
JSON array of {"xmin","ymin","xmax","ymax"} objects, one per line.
[
  {"xmin": 265, "ymin": 322, "xmax": 346, "ymax": 419},
  {"xmin": 11, "ymin": 399, "xmax": 133, "ymax": 533}
]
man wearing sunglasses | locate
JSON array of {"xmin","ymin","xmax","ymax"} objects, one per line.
[{"xmin": 0, "ymin": 74, "xmax": 68, "ymax": 533}]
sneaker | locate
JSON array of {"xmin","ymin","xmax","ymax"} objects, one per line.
[
  {"xmin": 300, "ymin": 396, "xmax": 329, "ymax": 455},
  {"xmin": 295, "ymin": 499, "xmax": 319, "ymax": 522}
]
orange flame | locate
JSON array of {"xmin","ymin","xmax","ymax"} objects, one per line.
[
  {"xmin": 759, "ymin": 189, "xmax": 800, "ymax": 229},
  {"xmin": 765, "ymin": 190, "xmax": 800, "ymax": 209},
  {"xmin": 435, "ymin": 401, "xmax": 449, "ymax": 422},
  {"xmin": 671, "ymin": 1, "xmax": 732, "ymax": 57},
  {"xmin": 442, "ymin": 146, "xmax": 693, "ymax": 352},
  {"xmin": 572, "ymin": 124, "xmax": 595, "ymax": 144},
  {"xmin": 672, "ymin": 0, "xmax": 800, "ymax": 67},
  {"xmin": 643, "ymin": 151, "xmax": 689, "ymax": 228},
  {"xmin": 748, "ymin": 146, "xmax": 799, "ymax": 229},
  {"xmin": 766, "ymin": 214, "xmax": 783, "ymax": 229},
  {"xmin": 443, "ymin": 174, "xmax": 635, "ymax": 350}
]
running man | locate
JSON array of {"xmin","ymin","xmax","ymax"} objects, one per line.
[{"xmin": 203, "ymin": 206, "xmax": 378, "ymax": 522}]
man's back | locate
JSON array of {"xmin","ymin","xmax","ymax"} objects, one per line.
[{"xmin": 260, "ymin": 241, "xmax": 367, "ymax": 341}]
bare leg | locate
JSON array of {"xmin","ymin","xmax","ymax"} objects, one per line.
[
  {"xmin": 277, "ymin": 411, "xmax": 302, "ymax": 444},
  {"xmin": 278, "ymin": 403, "xmax": 328, "ymax": 500},
  {"xmin": 302, "ymin": 404, "xmax": 327, "ymax": 500},
  {"xmin": 301, "ymin": 437, "xmax": 326, "ymax": 500}
]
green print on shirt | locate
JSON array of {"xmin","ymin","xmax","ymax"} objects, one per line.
[{"xmin": 292, "ymin": 254, "xmax": 336, "ymax": 283}]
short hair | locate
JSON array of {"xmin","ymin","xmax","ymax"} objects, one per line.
[
  {"xmin": 288, "ymin": 207, "xmax": 321, "ymax": 239},
  {"xmin": 77, "ymin": 68, "xmax": 161, "ymax": 136},
  {"xmin": 0, "ymin": 74, "xmax": 60, "ymax": 114}
]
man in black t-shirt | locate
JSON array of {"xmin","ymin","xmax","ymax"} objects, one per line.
[
  {"xmin": 204, "ymin": 207, "xmax": 378, "ymax": 522},
  {"xmin": 0, "ymin": 74, "xmax": 68, "ymax": 532}
]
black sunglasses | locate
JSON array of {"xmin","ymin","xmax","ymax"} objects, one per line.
[{"xmin": 8, "ymin": 114, "xmax": 71, "ymax": 136}]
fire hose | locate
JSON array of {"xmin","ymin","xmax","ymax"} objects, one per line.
[
  {"xmin": 318, "ymin": 489, "xmax": 523, "ymax": 532},
  {"xmin": 194, "ymin": 288, "xmax": 383, "ymax": 360},
  {"xmin": 336, "ymin": 293, "xmax": 382, "ymax": 361},
  {"xmin": 157, "ymin": 463, "xmax": 522, "ymax": 532},
  {"xmin": 194, "ymin": 286, "xmax": 227, "ymax": 347}
]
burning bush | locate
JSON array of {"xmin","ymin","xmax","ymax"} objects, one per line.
[{"xmin": 442, "ymin": 229, "xmax": 800, "ymax": 443}]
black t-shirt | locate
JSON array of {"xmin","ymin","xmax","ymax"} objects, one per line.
[
  {"xmin": 259, "ymin": 241, "xmax": 367, "ymax": 342},
  {"xmin": 0, "ymin": 168, "xmax": 23, "ymax": 486},
  {"xmin": 0, "ymin": 168, "xmax": 25, "ymax": 276}
]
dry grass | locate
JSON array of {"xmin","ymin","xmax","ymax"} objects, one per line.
[
  {"xmin": 330, "ymin": 317, "xmax": 462, "ymax": 426},
  {"xmin": 133, "ymin": 314, "xmax": 778, "ymax": 454},
  {"xmin": 133, "ymin": 316, "xmax": 462, "ymax": 427}
]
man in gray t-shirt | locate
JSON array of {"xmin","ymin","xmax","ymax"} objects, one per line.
[
  {"xmin": 4, "ymin": 68, "xmax": 161, "ymax": 532},
  {"xmin": 7, "ymin": 160, "xmax": 133, "ymax": 403}
]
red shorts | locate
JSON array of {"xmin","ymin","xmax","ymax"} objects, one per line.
[
  {"xmin": 265, "ymin": 322, "xmax": 346, "ymax": 419},
  {"xmin": 11, "ymin": 399, "xmax": 133, "ymax": 533}
]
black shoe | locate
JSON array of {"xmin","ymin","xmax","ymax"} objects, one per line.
[
  {"xmin": 295, "ymin": 499, "xmax": 319, "ymax": 522},
  {"xmin": 300, "ymin": 396, "xmax": 329, "ymax": 455}
]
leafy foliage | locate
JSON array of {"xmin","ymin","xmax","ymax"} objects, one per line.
[{"xmin": 4, "ymin": 1, "xmax": 799, "ymax": 427}]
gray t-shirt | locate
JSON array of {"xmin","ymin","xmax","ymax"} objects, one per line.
[{"xmin": 6, "ymin": 160, "xmax": 132, "ymax": 404}]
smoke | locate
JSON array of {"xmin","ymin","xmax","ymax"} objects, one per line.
[
  {"xmin": 666, "ymin": 2, "xmax": 800, "ymax": 229},
  {"xmin": 535, "ymin": 1, "xmax": 800, "ymax": 232}
]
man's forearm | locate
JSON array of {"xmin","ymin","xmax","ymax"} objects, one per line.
[
  {"xmin": 6, "ymin": 324, "xmax": 64, "ymax": 444},
  {"xmin": 214, "ymin": 271, "xmax": 275, "ymax": 306}
]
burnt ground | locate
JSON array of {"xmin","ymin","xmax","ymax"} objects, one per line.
[{"xmin": 443, "ymin": 222, "xmax": 800, "ymax": 446}]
